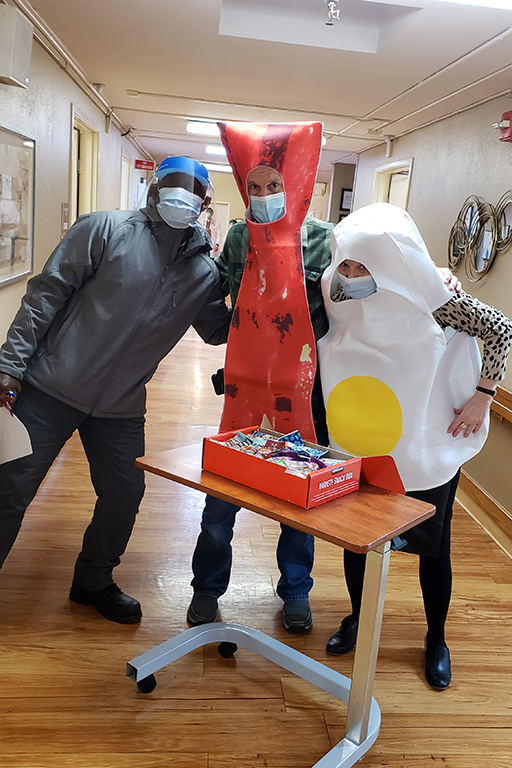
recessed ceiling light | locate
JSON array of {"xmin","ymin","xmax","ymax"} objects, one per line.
[
  {"xmin": 186, "ymin": 121, "xmax": 220, "ymax": 137},
  {"xmin": 206, "ymin": 145, "xmax": 227, "ymax": 156}
]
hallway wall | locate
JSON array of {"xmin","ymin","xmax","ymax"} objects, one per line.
[{"xmin": 0, "ymin": 38, "xmax": 146, "ymax": 339}]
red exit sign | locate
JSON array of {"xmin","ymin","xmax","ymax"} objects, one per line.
[{"xmin": 135, "ymin": 160, "xmax": 155, "ymax": 171}]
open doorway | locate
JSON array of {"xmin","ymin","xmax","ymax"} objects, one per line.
[
  {"xmin": 120, "ymin": 152, "xmax": 132, "ymax": 210},
  {"xmin": 372, "ymin": 159, "xmax": 413, "ymax": 210},
  {"xmin": 70, "ymin": 110, "xmax": 99, "ymax": 225}
]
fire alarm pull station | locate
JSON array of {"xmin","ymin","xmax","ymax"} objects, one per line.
[{"xmin": 498, "ymin": 111, "xmax": 512, "ymax": 143}]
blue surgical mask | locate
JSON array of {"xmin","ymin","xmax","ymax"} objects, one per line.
[
  {"xmin": 249, "ymin": 192, "xmax": 285, "ymax": 223},
  {"xmin": 338, "ymin": 273, "xmax": 377, "ymax": 300},
  {"xmin": 157, "ymin": 187, "xmax": 203, "ymax": 229}
]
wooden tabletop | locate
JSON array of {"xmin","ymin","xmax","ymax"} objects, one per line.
[{"xmin": 136, "ymin": 443, "xmax": 435, "ymax": 554}]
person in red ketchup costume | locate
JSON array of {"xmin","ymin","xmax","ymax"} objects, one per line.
[{"xmin": 188, "ymin": 122, "xmax": 325, "ymax": 632}]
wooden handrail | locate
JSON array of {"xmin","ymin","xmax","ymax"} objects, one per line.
[{"xmin": 491, "ymin": 384, "xmax": 512, "ymax": 424}]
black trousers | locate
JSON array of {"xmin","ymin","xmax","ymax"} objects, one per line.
[{"xmin": 0, "ymin": 382, "xmax": 145, "ymax": 590}]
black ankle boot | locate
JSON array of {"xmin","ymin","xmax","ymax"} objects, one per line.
[
  {"xmin": 326, "ymin": 615, "xmax": 358, "ymax": 655},
  {"xmin": 69, "ymin": 581, "xmax": 142, "ymax": 624},
  {"xmin": 424, "ymin": 638, "xmax": 451, "ymax": 690}
]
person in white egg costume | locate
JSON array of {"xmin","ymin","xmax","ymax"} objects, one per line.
[{"xmin": 318, "ymin": 203, "xmax": 512, "ymax": 690}]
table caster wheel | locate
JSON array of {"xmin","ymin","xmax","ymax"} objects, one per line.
[
  {"xmin": 218, "ymin": 642, "xmax": 237, "ymax": 658},
  {"xmin": 137, "ymin": 674, "xmax": 157, "ymax": 693}
]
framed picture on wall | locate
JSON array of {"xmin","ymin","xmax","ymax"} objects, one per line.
[
  {"xmin": 340, "ymin": 188, "xmax": 353, "ymax": 211},
  {"xmin": 0, "ymin": 124, "xmax": 35, "ymax": 288}
]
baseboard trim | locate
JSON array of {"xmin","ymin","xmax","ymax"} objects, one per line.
[{"xmin": 456, "ymin": 470, "xmax": 512, "ymax": 560}]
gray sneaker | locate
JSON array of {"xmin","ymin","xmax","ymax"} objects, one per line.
[
  {"xmin": 282, "ymin": 599, "xmax": 313, "ymax": 632},
  {"xmin": 187, "ymin": 593, "xmax": 218, "ymax": 625}
]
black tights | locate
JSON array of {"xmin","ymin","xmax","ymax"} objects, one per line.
[{"xmin": 343, "ymin": 473, "xmax": 459, "ymax": 647}]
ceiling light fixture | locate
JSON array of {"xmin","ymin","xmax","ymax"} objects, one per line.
[
  {"xmin": 186, "ymin": 121, "xmax": 220, "ymax": 137},
  {"xmin": 205, "ymin": 145, "xmax": 227, "ymax": 156},
  {"xmin": 325, "ymin": 0, "xmax": 340, "ymax": 26}
]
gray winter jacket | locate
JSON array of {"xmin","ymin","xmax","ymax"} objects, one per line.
[{"xmin": 0, "ymin": 203, "xmax": 231, "ymax": 417}]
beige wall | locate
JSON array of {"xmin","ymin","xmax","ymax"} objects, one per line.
[
  {"xmin": 310, "ymin": 182, "xmax": 331, "ymax": 221},
  {"xmin": 0, "ymin": 40, "xmax": 147, "ymax": 340},
  {"xmin": 354, "ymin": 96, "xmax": 512, "ymax": 511},
  {"xmin": 209, "ymin": 170, "xmax": 246, "ymax": 221}
]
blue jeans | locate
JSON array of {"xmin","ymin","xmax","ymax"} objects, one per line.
[{"xmin": 191, "ymin": 494, "xmax": 314, "ymax": 601}]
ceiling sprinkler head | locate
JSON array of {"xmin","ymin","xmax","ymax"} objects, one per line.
[{"xmin": 326, "ymin": 0, "xmax": 340, "ymax": 26}]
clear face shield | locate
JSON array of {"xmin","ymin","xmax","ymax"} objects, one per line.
[
  {"xmin": 151, "ymin": 157, "xmax": 214, "ymax": 229},
  {"xmin": 143, "ymin": 176, "xmax": 214, "ymax": 208}
]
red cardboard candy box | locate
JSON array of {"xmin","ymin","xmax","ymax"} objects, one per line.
[{"xmin": 202, "ymin": 426, "xmax": 362, "ymax": 509}]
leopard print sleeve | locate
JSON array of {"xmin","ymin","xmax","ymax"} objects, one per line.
[{"xmin": 433, "ymin": 293, "xmax": 512, "ymax": 381}]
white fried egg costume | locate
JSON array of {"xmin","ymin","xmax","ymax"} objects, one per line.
[{"xmin": 318, "ymin": 203, "xmax": 488, "ymax": 492}]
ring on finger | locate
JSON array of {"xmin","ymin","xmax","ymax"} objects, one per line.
[{"xmin": 460, "ymin": 422, "xmax": 468, "ymax": 429}]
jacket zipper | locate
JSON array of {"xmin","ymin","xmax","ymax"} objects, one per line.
[{"xmin": 89, "ymin": 228, "xmax": 185, "ymax": 412}]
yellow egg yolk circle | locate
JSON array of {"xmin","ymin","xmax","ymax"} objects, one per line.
[{"xmin": 326, "ymin": 376, "xmax": 402, "ymax": 456}]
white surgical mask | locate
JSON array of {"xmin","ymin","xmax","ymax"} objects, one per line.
[
  {"xmin": 338, "ymin": 273, "xmax": 377, "ymax": 300},
  {"xmin": 157, "ymin": 187, "xmax": 203, "ymax": 229},
  {"xmin": 250, "ymin": 192, "xmax": 285, "ymax": 223}
]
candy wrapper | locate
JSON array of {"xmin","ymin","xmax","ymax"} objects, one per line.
[{"xmin": 216, "ymin": 428, "xmax": 342, "ymax": 478}]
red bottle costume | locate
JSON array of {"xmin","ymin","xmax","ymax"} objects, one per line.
[{"xmin": 218, "ymin": 121, "xmax": 322, "ymax": 442}]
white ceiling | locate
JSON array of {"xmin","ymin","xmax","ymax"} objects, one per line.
[{"xmin": 23, "ymin": 0, "xmax": 512, "ymax": 179}]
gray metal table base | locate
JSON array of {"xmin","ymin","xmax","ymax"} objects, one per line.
[{"xmin": 127, "ymin": 542, "xmax": 391, "ymax": 768}]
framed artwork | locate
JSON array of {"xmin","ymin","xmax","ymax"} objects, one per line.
[
  {"xmin": 340, "ymin": 187, "xmax": 353, "ymax": 211},
  {"xmin": 0, "ymin": 124, "xmax": 35, "ymax": 287}
]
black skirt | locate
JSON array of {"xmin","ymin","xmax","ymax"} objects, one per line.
[{"xmin": 399, "ymin": 470, "xmax": 461, "ymax": 558}]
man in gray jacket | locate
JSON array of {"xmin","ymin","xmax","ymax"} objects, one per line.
[{"xmin": 0, "ymin": 156, "xmax": 231, "ymax": 624}]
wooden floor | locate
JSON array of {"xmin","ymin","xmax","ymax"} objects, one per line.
[{"xmin": 1, "ymin": 328, "xmax": 512, "ymax": 768}]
